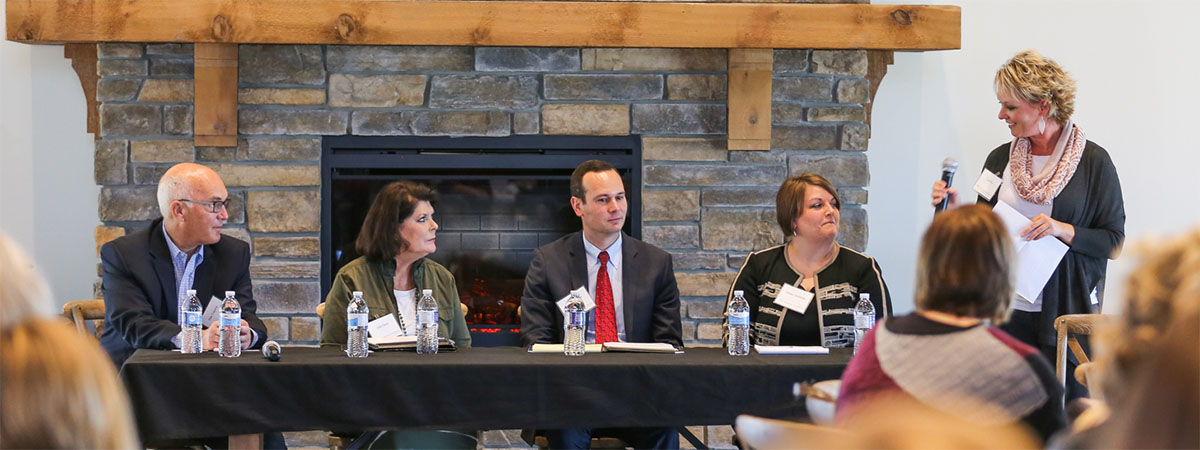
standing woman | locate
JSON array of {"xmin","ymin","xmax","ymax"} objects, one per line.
[
  {"xmin": 726, "ymin": 174, "xmax": 891, "ymax": 348},
  {"xmin": 931, "ymin": 50, "xmax": 1124, "ymax": 398}
]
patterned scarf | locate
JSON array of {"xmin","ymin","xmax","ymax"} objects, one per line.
[{"xmin": 1009, "ymin": 120, "xmax": 1086, "ymax": 205}]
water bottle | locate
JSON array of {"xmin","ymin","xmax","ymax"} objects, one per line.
[
  {"xmin": 727, "ymin": 290, "xmax": 751, "ymax": 356},
  {"xmin": 218, "ymin": 290, "xmax": 241, "ymax": 358},
  {"xmin": 853, "ymin": 293, "xmax": 875, "ymax": 355},
  {"xmin": 180, "ymin": 289, "xmax": 203, "ymax": 354},
  {"xmin": 416, "ymin": 289, "xmax": 439, "ymax": 354},
  {"xmin": 563, "ymin": 293, "xmax": 586, "ymax": 356},
  {"xmin": 346, "ymin": 291, "xmax": 369, "ymax": 358}
]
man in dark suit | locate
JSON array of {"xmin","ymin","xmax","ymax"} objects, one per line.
[
  {"xmin": 100, "ymin": 163, "xmax": 267, "ymax": 368},
  {"xmin": 521, "ymin": 159, "xmax": 682, "ymax": 449}
]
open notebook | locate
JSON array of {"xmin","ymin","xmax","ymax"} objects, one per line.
[{"xmin": 367, "ymin": 336, "xmax": 457, "ymax": 352}]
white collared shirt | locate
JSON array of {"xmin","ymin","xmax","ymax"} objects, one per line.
[
  {"xmin": 163, "ymin": 224, "xmax": 204, "ymax": 348},
  {"xmin": 582, "ymin": 233, "xmax": 626, "ymax": 343}
]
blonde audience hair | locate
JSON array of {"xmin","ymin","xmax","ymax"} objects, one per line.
[
  {"xmin": 0, "ymin": 233, "xmax": 53, "ymax": 330},
  {"xmin": 994, "ymin": 50, "xmax": 1077, "ymax": 125},
  {"xmin": 1097, "ymin": 227, "xmax": 1200, "ymax": 407},
  {"xmin": 914, "ymin": 205, "xmax": 1016, "ymax": 323},
  {"xmin": 1, "ymin": 319, "xmax": 139, "ymax": 449}
]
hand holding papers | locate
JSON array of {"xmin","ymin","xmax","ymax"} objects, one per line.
[{"xmin": 992, "ymin": 201, "xmax": 1069, "ymax": 302}]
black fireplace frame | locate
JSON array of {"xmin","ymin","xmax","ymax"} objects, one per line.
[{"xmin": 320, "ymin": 134, "xmax": 643, "ymax": 304}]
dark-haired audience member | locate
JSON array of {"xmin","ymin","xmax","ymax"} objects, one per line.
[
  {"xmin": 725, "ymin": 173, "xmax": 890, "ymax": 348},
  {"xmin": 837, "ymin": 205, "xmax": 1066, "ymax": 443},
  {"xmin": 521, "ymin": 159, "xmax": 682, "ymax": 449}
]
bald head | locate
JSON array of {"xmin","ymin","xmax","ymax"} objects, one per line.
[
  {"xmin": 157, "ymin": 163, "xmax": 224, "ymax": 219},
  {"xmin": 157, "ymin": 163, "xmax": 229, "ymax": 251}
]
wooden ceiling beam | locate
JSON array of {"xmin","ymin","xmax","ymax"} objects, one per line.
[{"xmin": 8, "ymin": 0, "xmax": 960, "ymax": 50}]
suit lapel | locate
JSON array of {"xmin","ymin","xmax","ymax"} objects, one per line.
[
  {"xmin": 149, "ymin": 224, "xmax": 180, "ymax": 322},
  {"xmin": 568, "ymin": 233, "xmax": 587, "ymax": 293},
  {"xmin": 621, "ymin": 234, "xmax": 640, "ymax": 341}
]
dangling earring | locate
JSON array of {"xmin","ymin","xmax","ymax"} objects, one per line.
[{"xmin": 1037, "ymin": 117, "xmax": 1047, "ymax": 135}]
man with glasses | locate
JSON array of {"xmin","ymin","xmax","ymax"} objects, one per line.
[{"xmin": 100, "ymin": 163, "xmax": 268, "ymax": 368}]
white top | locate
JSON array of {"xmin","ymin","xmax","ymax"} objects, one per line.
[
  {"xmin": 582, "ymin": 233, "xmax": 626, "ymax": 343},
  {"xmin": 393, "ymin": 288, "xmax": 418, "ymax": 336}
]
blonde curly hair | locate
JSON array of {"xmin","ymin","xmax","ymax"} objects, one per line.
[{"xmin": 994, "ymin": 50, "xmax": 1077, "ymax": 124}]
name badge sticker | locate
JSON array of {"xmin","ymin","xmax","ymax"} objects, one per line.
[
  {"xmin": 974, "ymin": 170, "xmax": 1003, "ymax": 202},
  {"xmin": 368, "ymin": 314, "xmax": 403, "ymax": 338},
  {"xmin": 773, "ymin": 283, "xmax": 815, "ymax": 314}
]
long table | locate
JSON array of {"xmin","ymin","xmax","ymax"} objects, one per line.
[{"xmin": 120, "ymin": 346, "xmax": 850, "ymax": 443}]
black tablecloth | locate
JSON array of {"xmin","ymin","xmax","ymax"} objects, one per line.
[{"xmin": 120, "ymin": 347, "xmax": 849, "ymax": 441}]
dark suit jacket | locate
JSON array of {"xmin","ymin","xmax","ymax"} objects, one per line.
[
  {"xmin": 99, "ymin": 218, "xmax": 267, "ymax": 367},
  {"xmin": 520, "ymin": 232, "xmax": 682, "ymax": 348}
]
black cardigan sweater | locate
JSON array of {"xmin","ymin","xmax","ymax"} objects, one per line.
[{"xmin": 979, "ymin": 140, "xmax": 1125, "ymax": 346}]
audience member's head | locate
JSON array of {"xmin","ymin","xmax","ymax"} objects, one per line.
[
  {"xmin": 1098, "ymin": 228, "xmax": 1200, "ymax": 406},
  {"xmin": 355, "ymin": 180, "xmax": 439, "ymax": 261},
  {"xmin": 0, "ymin": 232, "xmax": 53, "ymax": 330},
  {"xmin": 839, "ymin": 395, "xmax": 1040, "ymax": 449},
  {"xmin": 1102, "ymin": 305, "xmax": 1199, "ymax": 449},
  {"xmin": 1, "ymin": 318, "xmax": 139, "ymax": 449},
  {"xmin": 915, "ymin": 204, "xmax": 1016, "ymax": 323},
  {"xmin": 775, "ymin": 173, "xmax": 841, "ymax": 239},
  {"xmin": 155, "ymin": 163, "xmax": 230, "ymax": 251}
]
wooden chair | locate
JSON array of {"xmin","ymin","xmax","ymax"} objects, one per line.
[
  {"xmin": 1054, "ymin": 313, "xmax": 1109, "ymax": 405},
  {"xmin": 735, "ymin": 415, "xmax": 848, "ymax": 449},
  {"xmin": 801, "ymin": 379, "xmax": 841, "ymax": 427},
  {"xmin": 62, "ymin": 299, "xmax": 105, "ymax": 341}
]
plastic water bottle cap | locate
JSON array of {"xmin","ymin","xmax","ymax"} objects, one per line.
[
  {"xmin": 352, "ymin": 291, "xmax": 363, "ymax": 297},
  {"xmin": 186, "ymin": 289, "xmax": 197, "ymax": 295},
  {"xmin": 225, "ymin": 291, "xmax": 236, "ymax": 297},
  {"xmin": 422, "ymin": 289, "xmax": 433, "ymax": 296},
  {"xmin": 733, "ymin": 290, "xmax": 744, "ymax": 296}
]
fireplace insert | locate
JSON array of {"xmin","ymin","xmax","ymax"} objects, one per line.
[{"xmin": 321, "ymin": 135, "xmax": 642, "ymax": 346}]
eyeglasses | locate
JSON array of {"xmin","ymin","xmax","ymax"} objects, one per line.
[{"xmin": 177, "ymin": 198, "xmax": 231, "ymax": 214}]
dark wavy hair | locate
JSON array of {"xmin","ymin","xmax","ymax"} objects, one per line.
[{"xmin": 355, "ymin": 181, "xmax": 438, "ymax": 260}]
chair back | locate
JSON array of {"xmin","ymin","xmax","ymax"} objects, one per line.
[
  {"xmin": 735, "ymin": 415, "xmax": 848, "ymax": 449},
  {"xmin": 62, "ymin": 299, "xmax": 106, "ymax": 341},
  {"xmin": 1055, "ymin": 313, "xmax": 1109, "ymax": 405}
]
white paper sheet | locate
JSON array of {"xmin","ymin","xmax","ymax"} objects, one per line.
[
  {"xmin": 754, "ymin": 345, "xmax": 830, "ymax": 355},
  {"xmin": 556, "ymin": 287, "xmax": 596, "ymax": 316},
  {"xmin": 992, "ymin": 201, "xmax": 1070, "ymax": 302}
]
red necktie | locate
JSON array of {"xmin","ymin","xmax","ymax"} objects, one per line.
[{"xmin": 594, "ymin": 251, "xmax": 618, "ymax": 344}]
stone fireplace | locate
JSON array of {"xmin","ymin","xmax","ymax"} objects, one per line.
[{"xmin": 93, "ymin": 43, "xmax": 873, "ymax": 347}]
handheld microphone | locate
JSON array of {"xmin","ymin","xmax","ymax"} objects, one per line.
[
  {"xmin": 262, "ymin": 340, "xmax": 281, "ymax": 361},
  {"xmin": 935, "ymin": 157, "xmax": 959, "ymax": 213}
]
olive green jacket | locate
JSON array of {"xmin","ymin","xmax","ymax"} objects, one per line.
[{"xmin": 320, "ymin": 256, "xmax": 471, "ymax": 348}]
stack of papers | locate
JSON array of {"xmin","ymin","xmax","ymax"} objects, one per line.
[
  {"xmin": 992, "ymin": 202, "xmax": 1070, "ymax": 302},
  {"xmin": 529, "ymin": 343, "xmax": 603, "ymax": 353},
  {"xmin": 754, "ymin": 345, "xmax": 830, "ymax": 355},
  {"xmin": 367, "ymin": 336, "xmax": 456, "ymax": 352},
  {"xmin": 602, "ymin": 342, "xmax": 681, "ymax": 353}
]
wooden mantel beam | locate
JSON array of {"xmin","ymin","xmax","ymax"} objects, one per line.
[{"xmin": 8, "ymin": 1, "xmax": 960, "ymax": 50}]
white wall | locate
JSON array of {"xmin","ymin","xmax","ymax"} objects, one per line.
[
  {"xmin": 2, "ymin": 1, "xmax": 100, "ymax": 308},
  {"xmin": 869, "ymin": 0, "xmax": 1200, "ymax": 316}
]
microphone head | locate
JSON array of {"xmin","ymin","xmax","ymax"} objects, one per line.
[
  {"xmin": 942, "ymin": 157, "xmax": 959, "ymax": 173},
  {"xmin": 262, "ymin": 340, "xmax": 281, "ymax": 361}
]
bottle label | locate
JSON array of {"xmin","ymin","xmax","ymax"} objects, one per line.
[
  {"xmin": 729, "ymin": 311, "xmax": 749, "ymax": 326},
  {"xmin": 569, "ymin": 311, "xmax": 585, "ymax": 326},
  {"xmin": 184, "ymin": 311, "xmax": 202, "ymax": 326},
  {"xmin": 347, "ymin": 313, "xmax": 367, "ymax": 328},
  {"xmin": 855, "ymin": 315, "xmax": 874, "ymax": 329},
  {"xmin": 220, "ymin": 313, "xmax": 239, "ymax": 327},
  {"xmin": 419, "ymin": 310, "xmax": 438, "ymax": 324}
]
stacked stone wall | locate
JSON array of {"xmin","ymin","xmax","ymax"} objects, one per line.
[{"xmin": 94, "ymin": 43, "xmax": 872, "ymax": 348}]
